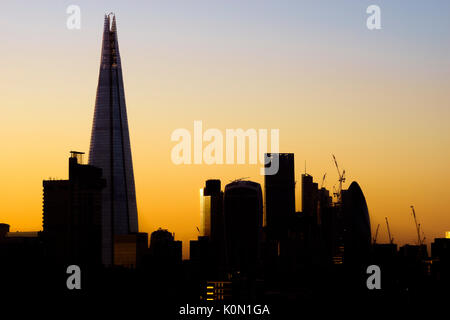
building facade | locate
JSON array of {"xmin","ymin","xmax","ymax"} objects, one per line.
[
  {"xmin": 42, "ymin": 152, "xmax": 105, "ymax": 267},
  {"xmin": 265, "ymin": 153, "xmax": 295, "ymax": 240},
  {"xmin": 224, "ymin": 180, "xmax": 263, "ymax": 274},
  {"xmin": 89, "ymin": 14, "xmax": 139, "ymax": 265}
]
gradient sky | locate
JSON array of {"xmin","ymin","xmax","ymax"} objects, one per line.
[{"xmin": 1, "ymin": 1, "xmax": 450, "ymax": 258}]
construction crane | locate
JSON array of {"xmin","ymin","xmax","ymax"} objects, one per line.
[
  {"xmin": 373, "ymin": 224, "xmax": 380, "ymax": 245},
  {"xmin": 332, "ymin": 154, "xmax": 346, "ymax": 201},
  {"xmin": 385, "ymin": 217, "xmax": 394, "ymax": 244},
  {"xmin": 421, "ymin": 229, "xmax": 426, "ymax": 245},
  {"xmin": 410, "ymin": 205, "xmax": 425, "ymax": 246},
  {"xmin": 321, "ymin": 173, "xmax": 327, "ymax": 189}
]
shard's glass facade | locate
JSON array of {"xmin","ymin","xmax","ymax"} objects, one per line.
[{"xmin": 89, "ymin": 14, "xmax": 138, "ymax": 266}]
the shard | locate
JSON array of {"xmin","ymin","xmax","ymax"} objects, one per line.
[{"xmin": 89, "ymin": 14, "xmax": 139, "ymax": 266}]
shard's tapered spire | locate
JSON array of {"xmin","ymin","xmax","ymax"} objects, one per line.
[
  {"xmin": 111, "ymin": 14, "xmax": 117, "ymax": 32},
  {"xmin": 89, "ymin": 14, "xmax": 139, "ymax": 266}
]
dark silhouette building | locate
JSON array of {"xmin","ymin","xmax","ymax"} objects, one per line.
[
  {"xmin": 42, "ymin": 151, "xmax": 105, "ymax": 267},
  {"xmin": 399, "ymin": 244, "xmax": 428, "ymax": 260},
  {"xmin": 149, "ymin": 228, "xmax": 182, "ymax": 264},
  {"xmin": 0, "ymin": 223, "xmax": 9, "ymax": 239},
  {"xmin": 190, "ymin": 236, "xmax": 212, "ymax": 268},
  {"xmin": 191, "ymin": 179, "xmax": 225, "ymax": 279},
  {"xmin": 0, "ymin": 229, "xmax": 45, "ymax": 293},
  {"xmin": 300, "ymin": 173, "xmax": 320, "ymax": 261},
  {"xmin": 199, "ymin": 179, "xmax": 226, "ymax": 273},
  {"xmin": 224, "ymin": 180, "xmax": 263, "ymax": 274},
  {"xmin": 88, "ymin": 14, "xmax": 139, "ymax": 266},
  {"xmin": 432, "ymin": 238, "xmax": 450, "ymax": 261},
  {"xmin": 341, "ymin": 181, "xmax": 372, "ymax": 265},
  {"xmin": 301, "ymin": 173, "xmax": 317, "ymax": 220},
  {"xmin": 265, "ymin": 153, "xmax": 295, "ymax": 240},
  {"xmin": 201, "ymin": 180, "xmax": 224, "ymax": 241},
  {"xmin": 298, "ymin": 173, "xmax": 334, "ymax": 265},
  {"xmin": 431, "ymin": 237, "xmax": 450, "ymax": 283},
  {"xmin": 315, "ymin": 185, "xmax": 334, "ymax": 264},
  {"xmin": 114, "ymin": 233, "xmax": 148, "ymax": 268}
]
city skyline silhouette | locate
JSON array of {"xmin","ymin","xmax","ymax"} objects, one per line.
[
  {"xmin": 0, "ymin": 6, "xmax": 449, "ymax": 310},
  {"xmin": 1, "ymin": 2, "xmax": 449, "ymax": 262}
]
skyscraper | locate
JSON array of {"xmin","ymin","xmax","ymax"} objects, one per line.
[
  {"xmin": 42, "ymin": 151, "xmax": 105, "ymax": 267},
  {"xmin": 200, "ymin": 179, "xmax": 224, "ymax": 242},
  {"xmin": 341, "ymin": 181, "xmax": 372, "ymax": 265},
  {"xmin": 198, "ymin": 179, "xmax": 226, "ymax": 274},
  {"xmin": 224, "ymin": 180, "xmax": 263, "ymax": 274},
  {"xmin": 301, "ymin": 173, "xmax": 317, "ymax": 219},
  {"xmin": 89, "ymin": 14, "xmax": 139, "ymax": 266},
  {"xmin": 265, "ymin": 153, "xmax": 295, "ymax": 240}
]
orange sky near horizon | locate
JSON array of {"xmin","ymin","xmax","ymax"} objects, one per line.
[{"xmin": 1, "ymin": 2, "xmax": 450, "ymax": 259}]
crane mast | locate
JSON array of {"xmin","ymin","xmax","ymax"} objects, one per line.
[
  {"xmin": 332, "ymin": 154, "xmax": 346, "ymax": 202},
  {"xmin": 373, "ymin": 224, "xmax": 380, "ymax": 245},
  {"xmin": 385, "ymin": 217, "xmax": 394, "ymax": 244},
  {"xmin": 321, "ymin": 173, "xmax": 327, "ymax": 189},
  {"xmin": 410, "ymin": 205, "xmax": 423, "ymax": 246}
]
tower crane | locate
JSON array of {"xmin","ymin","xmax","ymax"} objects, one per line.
[
  {"xmin": 421, "ymin": 229, "xmax": 426, "ymax": 245},
  {"xmin": 373, "ymin": 224, "xmax": 380, "ymax": 245},
  {"xmin": 321, "ymin": 173, "xmax": 327, "ymax": 189},
  {"xmin": 332, "ymin": 154, "xmax": 346, "ymax": 201},
  {"xmin": 410, "ymin": 205, "xmax": 425, "ymax": 246},
  {"xmin": 385, "ymin": 217, "xmax": 394, "ymax": 244}
]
